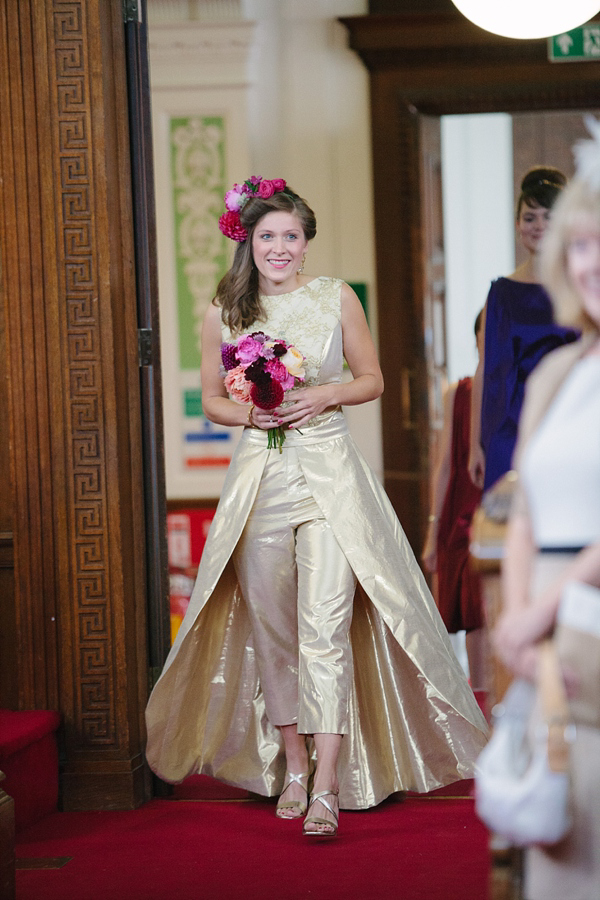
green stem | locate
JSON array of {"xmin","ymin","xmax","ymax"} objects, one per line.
[{"xmin": 267, "ymin": 426, "xmax": 286, "ymax": 453}]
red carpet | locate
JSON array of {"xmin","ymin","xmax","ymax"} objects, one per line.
[{"xmin": 16, "ymin": 779, "xmax": 490, "ymax": 899}]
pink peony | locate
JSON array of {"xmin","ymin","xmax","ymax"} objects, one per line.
[
  {"xmin": 258, "ymin": 179, "xmax": 275, "ymax": 199},
  {"xmin": 218, "ymin": 211, "xmax": 247, "ymax": 243},
  {"xmin": 224, "ymin": 188, "xmax": 245, "ymax": 212},
  {"xmin": 236, "ymin": 335, "xmax": 263, "ymax": 366},
  {"xmin": 224, "ymin": 366, "xmax": 251, "ymax": 403},
  {"xmin": 265, "ymin": 358, "xmax": 294, "ymax": 391},
  {"xmin": 271, "ymin": 178, "xmax": 286, "ymax": 192}
]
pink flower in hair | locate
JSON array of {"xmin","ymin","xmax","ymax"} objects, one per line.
[
  {"xmin": 224, "ymin": 188, "xmax": 245, "ymax": 212},
  {"xmin": 271, "ymin": 178, "xmax": 287, "ymax": 192},
  {"xmin": 247, "ymin": 175, "xmax": 262, "ymax": 186},
  {"xmin": 258, "ymin": 179, "xmax": 275, "ymax": 199}
]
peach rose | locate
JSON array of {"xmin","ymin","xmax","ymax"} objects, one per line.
[
  {"xmin": 279, "ymin": 346, "xmax": 305, "ymax": 379},
  {"xmin": 224, "ymin": 365, "xmax": 251, "ymax": 403}
]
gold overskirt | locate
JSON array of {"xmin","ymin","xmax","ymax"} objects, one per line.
[{"xmin": 145, "ymin": 412, "xmax": 488, "ymax": 809}]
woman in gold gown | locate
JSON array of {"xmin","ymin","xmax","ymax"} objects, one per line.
[{"xmin": 145, "ymin": 178, "xmax": 488, "ymax": 837}]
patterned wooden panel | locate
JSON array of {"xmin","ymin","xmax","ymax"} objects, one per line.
[
  {"xmin": 47, "ymin": 0, "xmax": 115, "ymax": 746},
  {"xmin": 0, "ymin": 0, "xmax": 149, "ymax": 807}
]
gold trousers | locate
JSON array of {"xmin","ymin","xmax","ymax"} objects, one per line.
[{"xmin": 232, "ymin": 446, "xmax": 356, "ymax": 734}]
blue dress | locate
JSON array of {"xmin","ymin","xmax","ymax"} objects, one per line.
[{"xmin": 480, "ymin": 277, "xmax": 577, "ymax": 492}]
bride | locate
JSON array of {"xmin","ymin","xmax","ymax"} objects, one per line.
[{"xmin": 145, "ymin": 176, "xmax": 488, "ymax": 838}]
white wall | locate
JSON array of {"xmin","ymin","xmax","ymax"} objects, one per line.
[{"xmin": 441, "ymin": 114, "xmax": 515, "ymax": 383}]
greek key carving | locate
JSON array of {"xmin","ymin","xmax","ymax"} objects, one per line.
[{"xmin": 52, "ymin": 0, "xmax": 115, "ymax": 747}]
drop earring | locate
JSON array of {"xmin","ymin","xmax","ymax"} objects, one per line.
[{"xmin": 298, "ymin": 254, "xmax": 306, "ymax": 274}]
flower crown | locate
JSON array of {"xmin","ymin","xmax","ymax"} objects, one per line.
[
  {"xmin": 218, "ymin": 176, "xmax": 287, "ymax": 243},
  {"xmin": 573, "ymin": 115, "xmax": 600, "ymax": 192}
]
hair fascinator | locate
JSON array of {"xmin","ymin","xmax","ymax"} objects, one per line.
[
  {"xmin": 573, "ymin": 115, "xmax": 600, "ymax": 192},
  {"xmin": 219, "ymin": 176, "xmax": 287, "ymax": 242}
]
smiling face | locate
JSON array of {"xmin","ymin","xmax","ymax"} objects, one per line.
[
  {"xmin": 566, "ymin": 221, "xmax": 600, "ymax": 330},
  {"xmin": 251, "ymin": 210, "xmax": 309, "ymax": 294},
  {"xmin": 516, "ymin": 202, "xmax": 551, "ymax": 255}
]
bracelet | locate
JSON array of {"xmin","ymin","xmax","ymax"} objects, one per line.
[
  {"xmin": 428, "ymin": 514, "xmax": 438, "ymax": 523},
  {"xmin": 247, "ymin": 404, "xmax": 255, "ymax": 426}
]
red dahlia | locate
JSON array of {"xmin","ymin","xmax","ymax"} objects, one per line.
[
  {"xmin": 250, "ymin": 379, "xmax": 284, "ymax": 410},
  {"xmin": 218, "ymin": 211, "xmax": 248, "ymax": 243}
]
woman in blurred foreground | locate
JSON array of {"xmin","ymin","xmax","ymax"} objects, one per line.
[{"xmin": 495, "ymin": 121, "xmax": 600, "ymax": 899}]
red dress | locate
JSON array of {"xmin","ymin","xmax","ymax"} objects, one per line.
[{"xmin": 436, "ymin": 378, "xmax": 483, "ymax": 633}]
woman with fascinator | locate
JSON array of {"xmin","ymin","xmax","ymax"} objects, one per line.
[
  {"xmin": 495, "ymin": 119, "xmax": 600, "ymax": 897},
  {"xmin": 145, "ymin": 178, "xmax": 487, "ymax": 838},
  {"xmin": 470, "ymin": 166, "xmax": 578, "ymax": 493}
]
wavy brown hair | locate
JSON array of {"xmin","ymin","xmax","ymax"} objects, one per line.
[{"xmin": 215, "ymin": 188, "xmax": 317, "ymax": 333}]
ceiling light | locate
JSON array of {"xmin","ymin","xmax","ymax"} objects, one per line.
[{"xmin": 451, "ymin": 1, "xmax": 600, "ymax": 40}]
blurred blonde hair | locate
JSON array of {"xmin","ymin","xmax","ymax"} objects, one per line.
[{"xmin": 539, "ymin": 177, "xmax": 600, "ymax": 333}]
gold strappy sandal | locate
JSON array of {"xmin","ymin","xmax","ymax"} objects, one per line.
[
  {"xmin": 275, "ymin": 771, "xmax": 310, "ymax": 819},
  {"xmin": 302, "ymin": 789, "xmax": 339, "ymax": 838}
]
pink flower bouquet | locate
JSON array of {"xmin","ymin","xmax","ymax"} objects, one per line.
[{"xmin": 221, "ymin": 331, "xmax": 306, "ymax": 451}]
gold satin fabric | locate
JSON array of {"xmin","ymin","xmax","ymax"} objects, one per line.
[
  {"xmin": 146, "ymin": 410, "xmax": 489, "ymax": 809},
  {"xmin": 233, "ymin": 447, "xmax": 356, "ymax": 733}
]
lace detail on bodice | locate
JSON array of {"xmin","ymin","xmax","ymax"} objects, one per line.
[{"xmin": 221, "ymin": 276, "xmax": 344, "ymax": 387}]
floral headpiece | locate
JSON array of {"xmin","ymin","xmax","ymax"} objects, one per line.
[
  {"xmin": 218, "ymin": 176, "xmax": 287, "ymax": 243},
  {"xmin": 573, "ymin": 115, "xmax": 600, "ymax": 192}
]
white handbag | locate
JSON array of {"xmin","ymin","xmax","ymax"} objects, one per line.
[{"xmin": 475, "ymin": 639, "xmax": 574, "ymax": 847}]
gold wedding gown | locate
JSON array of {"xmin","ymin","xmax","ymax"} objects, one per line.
[{"xmin": 145, "ymin": 277, "xmax": 488, "ymax": 809}]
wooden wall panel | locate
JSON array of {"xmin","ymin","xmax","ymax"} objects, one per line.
[{"xmin": 0, "ymin": 0, "xmax": 150, "ymax": 809}]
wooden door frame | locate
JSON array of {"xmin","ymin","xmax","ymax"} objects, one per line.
[
  {"xmin": 341, "ymin": 11, "xmax": 600, "ymax": 552},
  {"xmin": 0, "ymin": 0, "xmax": 152, "ymax": 809}
]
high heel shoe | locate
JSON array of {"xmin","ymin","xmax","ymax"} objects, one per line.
[
  {"xmin": 302, "ymin": 789, "xmax": 339, "ymax": 837},
  {"xmin": 275, "ymin": 771, "xmax": 310, "ymax": 819}
]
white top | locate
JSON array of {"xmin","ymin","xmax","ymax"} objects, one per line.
[{"xmin": 522, "ymin": 355, "xmax": 600, "ymax": 548}]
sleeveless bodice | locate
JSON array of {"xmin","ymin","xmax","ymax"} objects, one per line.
[
  {"xmin": 222, "ymin": 276, "xmax": 344, "ymax": 388},
  {"xmin": 522, "ymin": 355, "xmax": 600, "ymax": 548}
]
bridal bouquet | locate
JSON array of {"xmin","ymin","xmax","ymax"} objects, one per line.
[{"xmin": 221, "ymin": 331, "xmax": 306, "ymax": 451}]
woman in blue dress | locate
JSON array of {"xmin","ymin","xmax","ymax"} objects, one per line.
[{"xmin": 469, "ymin": 167, "xmax": 578, "ymax": 492}]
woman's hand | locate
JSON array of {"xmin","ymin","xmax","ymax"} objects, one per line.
[
  {"xmin": 493, "ymin": 602, "xmax": 556, "ymax": 677},
  {"xmin": 421, "ymin": 525, "xmax": 437, "ymax": 573},
  {"xmin": 468, "ymin": 444, "xmax": 485, "ymax": 489},
  {"xmin": 273, "ymin": 385, "xmax": 337, "ymax": 430},
  {"xmin": 250, "ymin": 405, "xmax": 283, "ymax": 431}
]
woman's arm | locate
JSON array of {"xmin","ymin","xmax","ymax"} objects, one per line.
[
  {"xmin": 422, "ymin": 383, "xmax": 457, "ymax": 573},
  {"xmin": 496, "ymin": 513, "xmax": 600, "ymax": 680},
  {"xmin": 277, "ymin": 283, "xmax": 384, "ymax": 430},
  {"xmin": 468, "ymin": 303, "xmax": 487, "ymax": 488}
]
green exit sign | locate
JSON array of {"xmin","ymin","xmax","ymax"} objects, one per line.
[{"xmin": 549, "ymin": 24, "xmax": 600, "ymax": 62}]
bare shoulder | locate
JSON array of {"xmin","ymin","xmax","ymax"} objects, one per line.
[
  {"xmin": 340, "ymin": 281, "xmax": 366, "ymax": 319},
  {"xmin": 203, "ymin": 301, "xmax": 222, "ymax": 333}
]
